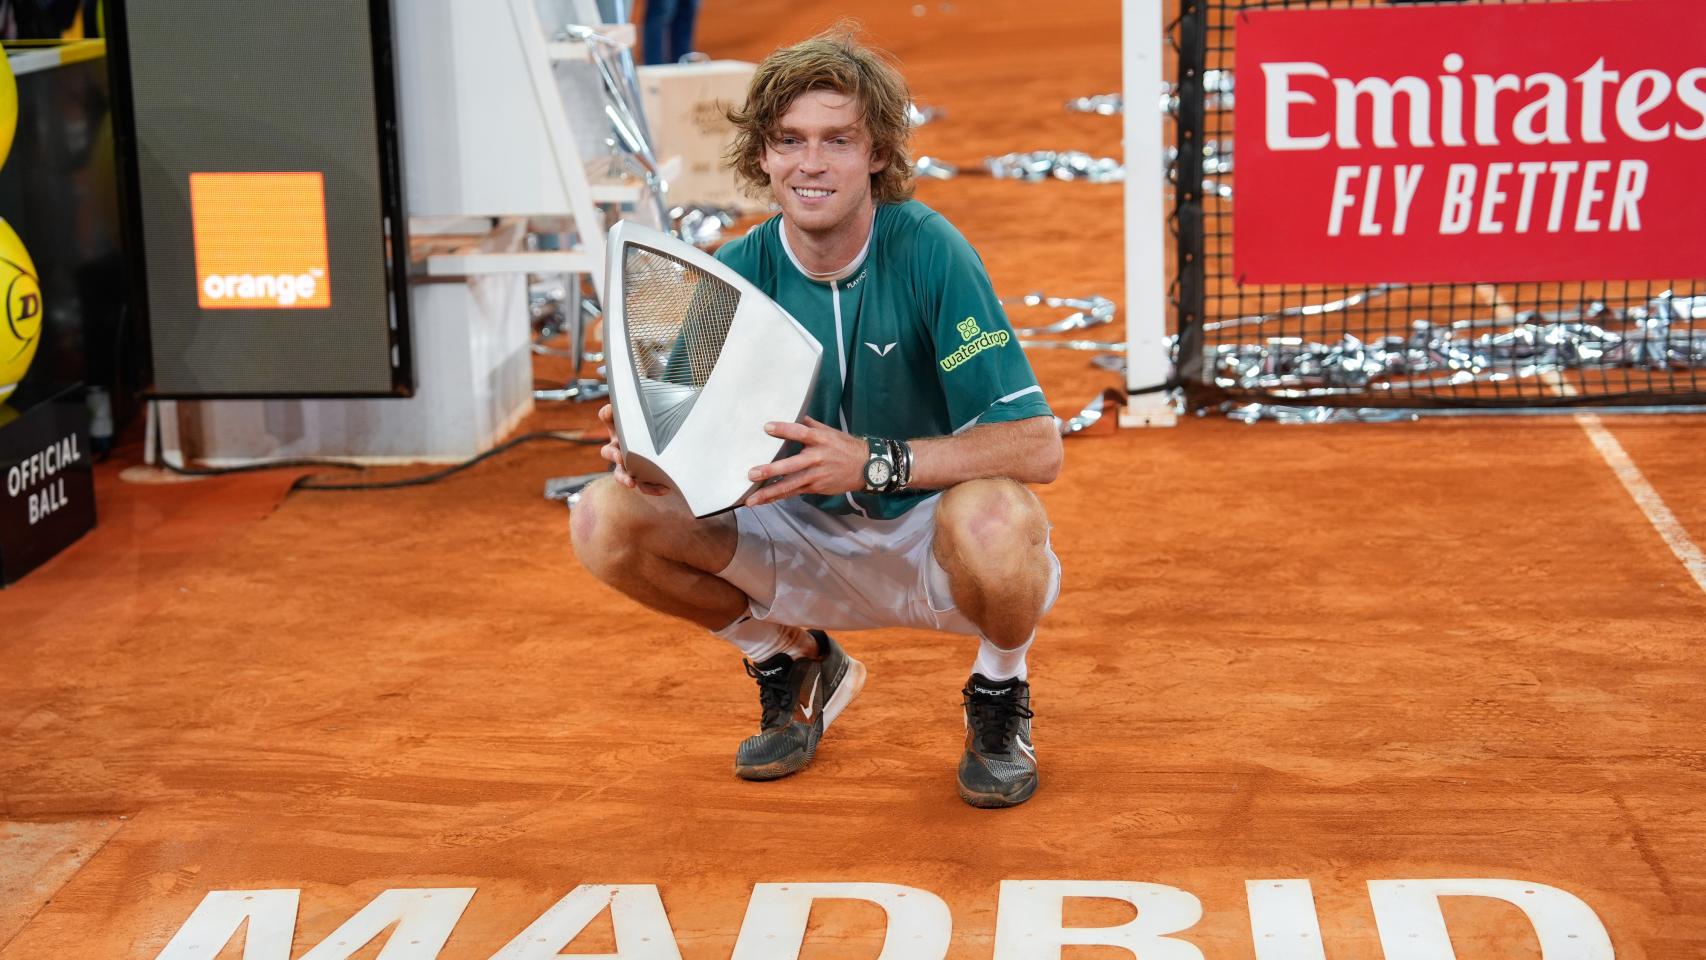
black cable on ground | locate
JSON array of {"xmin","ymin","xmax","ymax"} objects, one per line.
[
  {"xmin": 157, "ymin": 456, "xmax": 371, "ymax": 478},
  {"xmin": 290, "ymin": 431, "xmax": 603, "ymax": 491},
  {"xmin": 143, "ymin": 400, "xmax": 602, "ymax": 491},
  {"xmin": 1126, "ymin": 378, "xmax": 1185, "ymax": 396}
]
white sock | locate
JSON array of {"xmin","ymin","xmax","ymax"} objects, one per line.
[
  {"xmin": 713, "ymin": 616, "xmax": 816, "ymax": 663},
  {"xmin": 973, "ymin": 632, "xmax": 1034, "ymax": 682}
]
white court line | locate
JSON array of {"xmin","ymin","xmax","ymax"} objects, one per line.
[
  {"xmin": 1545, "ymin": 371, "xmax": 1706, "ymax": 596},
  {"xmin": 1470, "ymin": 287, "xmax": 1706, "ymax": 595}
]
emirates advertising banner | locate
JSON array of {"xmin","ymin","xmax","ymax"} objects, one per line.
[{"xmin": 1233, "ymin": 0, "xmax": 1706, "ymax": 284}]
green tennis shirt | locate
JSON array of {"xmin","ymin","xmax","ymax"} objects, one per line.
[{"xmin": 715, "ymin": 199, "xmax": 1053, "ymax": 519}]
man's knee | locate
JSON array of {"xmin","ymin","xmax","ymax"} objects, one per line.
[
  {"xmin": 570, "ymin": 477, "xmax": 667, "ymax": 569},
  {"xmin": 570, "ymin": 476, "xmax": 737, "ymax": 577},
  {"xmin": 935, "ymin": 479, "xmax": 1048, "ymax": 562}
]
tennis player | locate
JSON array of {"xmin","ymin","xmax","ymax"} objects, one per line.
[{"xmin": 571, "ymin": 26, "xmax": 1061, "ymax": 807}]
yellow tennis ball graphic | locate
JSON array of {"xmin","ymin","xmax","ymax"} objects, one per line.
[
  {"xmin": 0, "ymin": 219, "xmax": 44, "ymax": 403},
  {"xmin": 0, "ymin": 50, "xmax": 16, "ymax": 168}
]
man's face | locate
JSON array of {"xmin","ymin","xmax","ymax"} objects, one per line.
[{"xmin": 759, "ymin": 89, "xmax": 887, "ymax": 238}]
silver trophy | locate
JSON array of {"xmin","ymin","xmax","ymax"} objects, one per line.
[{"xmin": 604, "ymin": 221, "xmax": 822, "ymax": 517}]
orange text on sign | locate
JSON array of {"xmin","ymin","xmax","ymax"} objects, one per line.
[{"xmin": 190, "ymin": 172, "xmax": 332, "ymax": 310}]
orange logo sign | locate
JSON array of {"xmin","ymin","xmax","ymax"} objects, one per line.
[{"xmin": 190, "ymin": 172, "xmax": 332, "ymax": 309}]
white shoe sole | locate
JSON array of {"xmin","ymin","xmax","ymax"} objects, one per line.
[{"xmin": 822, "ymin": 656, "xmax": 866, "ymax": 732}]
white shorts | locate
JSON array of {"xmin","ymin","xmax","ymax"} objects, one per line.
[{"xmin": 716, "ymin": 494, "xmax": 1061, "ymax": 635}]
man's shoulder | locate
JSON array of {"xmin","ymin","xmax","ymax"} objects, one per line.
[
  {"xmin": 878, "ymin": 198, "xmax": 954, "ymax": 237},
  {"xmin": 713, "ymin": 214, "xmax": 783, "ymax": 272},
  {"xmin": 877, "ymin": 199, "xmax": 976, "ymax": 260}
]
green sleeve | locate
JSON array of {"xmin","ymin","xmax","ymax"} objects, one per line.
[{"xmin": 912, "ymin": 214, "xmax": 1053, "ymax": 432}]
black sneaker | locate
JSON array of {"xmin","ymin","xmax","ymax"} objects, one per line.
[
  {"xmin": 957, "ymin": 673, "xmax": 1038, "ymax": 807},
  {"xmin": 734, "ymin": 631, "xmax": 867, "ymax": 780}
]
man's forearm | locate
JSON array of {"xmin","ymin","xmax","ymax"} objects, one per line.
[{"xmin": 905, "ymin": 417, "xmax": 1063, "ymax": 489}]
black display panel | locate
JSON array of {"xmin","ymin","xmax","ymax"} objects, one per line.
[{"xmin": 108, "ymin": 0, "xmax": 411, "ymax": 397}]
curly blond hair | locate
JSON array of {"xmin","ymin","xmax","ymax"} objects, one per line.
[{"xmin": 723, "ymin": 25, "xmax": 915, "ymax": 205}]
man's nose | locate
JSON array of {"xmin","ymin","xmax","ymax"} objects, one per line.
[{"xmin": 799, "ymin": 141, "xmax": 829, "ymax": 172}]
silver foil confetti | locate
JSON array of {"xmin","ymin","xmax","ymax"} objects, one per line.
[
  {"xmin": 1163, "ymin": 70, "xmax": 1236, "ymax": 114},
  {"xmin": 1200, "ymin": 179, "xmax": 1234, "ymax": 200},
  {"xmin": 1208, "ymin": 293, "xmax": 1706, "ymax": 397},
  {"xmin": 1220, "ymin": 398, "xmax": 1706, "ymax": 423},
  {"xmin": 1165, "ymin": 140, "xmax": 1233, "ymax": 198},
  {"xmin": 1001, "ymin": 292, "xmax": 1117, "ymax": 336},
  {"xmin": 1166, "ymin": 139, "xmax": 1233, "ymax": 177},
  {"xmin": 915, "ymin": 156, "xmax": 959, "ymax": 180},
  {"xmin": 985, "ymin": 151, "xmax": 1125, "ymax": 183},
  {"xmin": 916, "ymin": 150, "xmax": 1230, "ymax": 198},
  {"xmin": 1065, "ymin": 93, "xmax": 1123, "ymax": 116},
  {"xmin": 1059, "ymin": 387, "xmax": 1130, "ymax": 436},
  {"xmin": 917, "ymin": 151, "xmax": 1124, "ymax": 183},
  {"xmin": 1068, "ymin": 70, "xmax": 1235, "ymax": 116},
  {"xmin": 1018, "ymin": 338, "xmax": 1126, "ymax": 353},
  {"xmin": 1205, "ymin": 284, "xmax": 1403, "ymax": 333},
  {"xmin": 1220, "ymin": 404, "xmax": 1420, "ymax": 425},
  {"xmin": 1004, "ymin": 292, "xmax": 1122, "ymax": 357}
]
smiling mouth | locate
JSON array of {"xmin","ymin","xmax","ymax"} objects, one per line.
[{"xmin": 792, "ymin": 187, "xmax": 834, "ymax": 199}]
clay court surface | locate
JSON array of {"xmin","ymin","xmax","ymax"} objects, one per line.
[{"xmin": 4, "ymin": 1, "xmax": 1706, "ymax": 957}]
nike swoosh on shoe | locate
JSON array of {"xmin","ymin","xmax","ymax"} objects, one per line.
[{"xmin": 800, "ymin": 675, "xmax": 821, "ymax": 720}]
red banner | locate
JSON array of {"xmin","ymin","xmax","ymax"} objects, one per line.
[{"xmin": 1233, "ymin": 0, "xmax": 1706, "ymax": 284}]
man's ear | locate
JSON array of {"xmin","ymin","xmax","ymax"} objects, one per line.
[{"xmin": 868, "ymin": 149, "xmax": 888, "ymax": 175}]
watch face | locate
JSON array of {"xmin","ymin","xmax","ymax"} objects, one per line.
[{"xmin": 865, "ymin": 458, "xmax": 893, "ymax": 488}]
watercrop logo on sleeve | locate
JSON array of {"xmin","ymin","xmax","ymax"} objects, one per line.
[
  {"xmin": 190, "ymin": 172, "xmax": 332, "ymax": 309},
  {"xmin": 939, "ymin": 316, "xmax": 1011, "ymax": 372}
]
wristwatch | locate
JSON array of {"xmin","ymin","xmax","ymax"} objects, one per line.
[{"xmin": 863, "ymin": 437, "xmax": 897, "ymax": 493}]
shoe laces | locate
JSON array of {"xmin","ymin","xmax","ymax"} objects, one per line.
[
  {"xmin": 963, "ymin": 683, "xmax": 1033, "ymax": 754},
  {"xmin": 745, "ymin": 659, "xmax": 798, "ymax": 728}
]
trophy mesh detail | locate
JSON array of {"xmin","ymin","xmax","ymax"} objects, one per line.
[{"xmin": 622, "ymin": 244, "xmax": 741, "ymax": 450}]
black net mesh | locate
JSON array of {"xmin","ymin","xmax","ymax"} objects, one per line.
[
  {"xmin": 1176, "ymin": 0, "xmax": 1706, "ymax": 411},
  {"xmin": 621, "ymin": 244, "xmax": 741, "ymax": 449}
]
